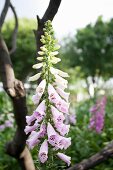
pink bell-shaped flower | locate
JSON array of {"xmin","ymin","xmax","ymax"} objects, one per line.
[
  {"xmin": 57, "ymin": 152, "xmax": 71, "ymax": 166},
  {"xmin": 38, "ymin": 139, "xmax": 48, "ymax": 163}
]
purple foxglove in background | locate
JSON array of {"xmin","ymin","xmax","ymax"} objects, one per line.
[
  {"xmin": 5, "ymin": 120, "xmax": 13, "ymax": 128},
  {"xmin": 0, "ymin": 124, "xmax": 5, "ymax": 131},
  {"xmin": 69, "ymin": 113, "xmax": 76, "ymax": 125},
  {"xmin": 0, "ymin": 113, "xmax": 14, "ymax": 131},
  {"xmin": 89, "ymin": 96, "xmax": 107, "ymax": 133},
  {"xmin": 65, "ymin": 108, "xmax": 76, "ymax": 125}
]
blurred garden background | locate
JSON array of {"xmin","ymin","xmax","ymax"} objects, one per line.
[{"xmin": 1, "ymin": 0, "xmax": 113, "ymax": 170}]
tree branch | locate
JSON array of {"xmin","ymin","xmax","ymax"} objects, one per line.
[
  {"xmin": 19, "ymin": 147, "xmax": 36, "ymax": 170},
  {"xmin": 42, "ymin": 0, "xmax": 62, "ymax": 22},
  {"xmin": 9, "ymin": 2, "xmax": 18, "ymax": 55},
  {"xmin": 0, "ymin": 37, "xmax": 15, "ymax": 91},
  {"xmin": 0, "ymin": 37, "xmax": 35, "ymax": 170},
  {"xmin": 34, "ymin": 0, "xmax": 62, "ymax": 51},
  {"xmin": 0, "ymin": 0, "xmax": 10, "ymax": 32},
  {"xmin": 67, "ymin": 140, "xmax": 113, "ymax": 170}
]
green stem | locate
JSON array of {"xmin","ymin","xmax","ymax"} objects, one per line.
[{"xmin": 44, "ymin": 55, "xmax": 51, "ymax": 124}]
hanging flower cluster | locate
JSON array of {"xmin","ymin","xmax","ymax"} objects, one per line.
[
  {"xmin": 24, "ymin": 21, "xmax": 71, "ymax": 166},
  {"xmin": 0, "ymin": 113, "xmax": 14, "ymax": 131},
  {"xmin": 89, "ymin": 96, "xmax": 107, "ymax": 133}
]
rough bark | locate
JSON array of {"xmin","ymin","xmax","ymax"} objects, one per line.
[{"xmin": 67, "ymin": 141, "xmax": 113, "ymax": 170}]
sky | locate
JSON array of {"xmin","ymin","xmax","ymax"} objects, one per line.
[{"xmin": 1, "ymin": 0, "xmax": 113, "ymax": 40}]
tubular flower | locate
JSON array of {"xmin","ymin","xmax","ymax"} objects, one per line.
[
  {"xmin": 89, "ymin": 96, "xmax": 107, "ymax": 133},
  {"xmin": 26, "ymin": 115, "xmax": 36, "ymax": 125},
  {"xmin": 32, "ymin": 79, "xmax": 46, "ymax": 105},
  {"xmin": 26, "ymin": 131, "xmax": 40, "ymax": 149},
  {"xmin": 25, "ymin": 20, "xmax": 71, "ymax": 165},
  {"xmin": 51, "ymin": 106, "xmax": 65, "ymax": 124},
  {"xmin": 38, "ymin": 139, "xmax": 48, "ymax": 163},
  {"xmin": 57, "ymin": 152, "xmax": 71, "ymax": 166},
  {"xmin": 55, "ymin": 86, "xmax": 70, "ymax": 102},
  {"xmin": 24, "ymin": 121, "xmax": 39, "ymax": 134}
]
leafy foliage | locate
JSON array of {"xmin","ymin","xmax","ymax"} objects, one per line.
[
  {"xmin": 61, "ymin": 17, "xmax": 113, "ymax": 80},
  {"xmin": 2, "ymin": 19, "xmax": 37, "ymax": 80}
]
